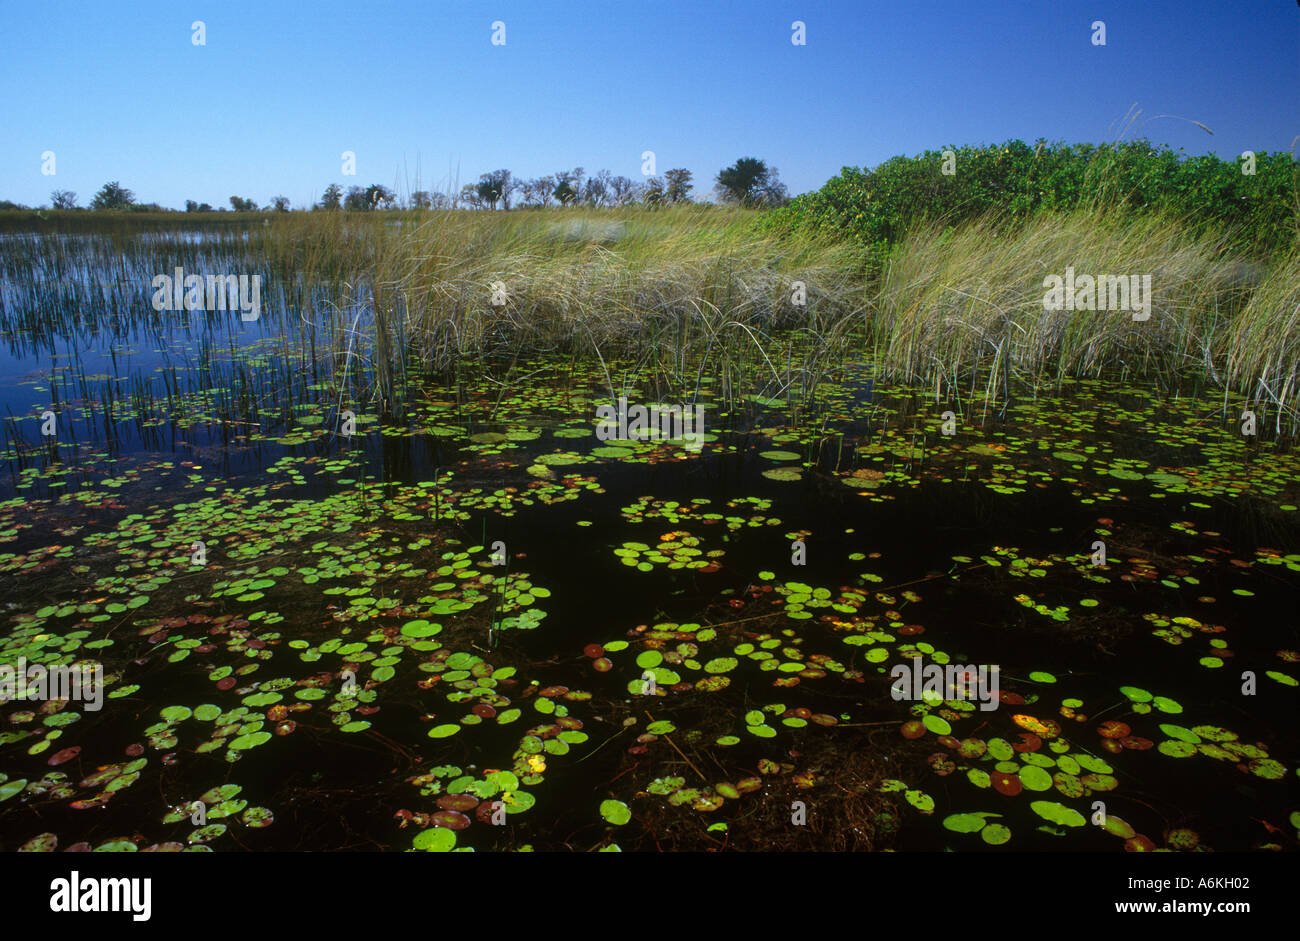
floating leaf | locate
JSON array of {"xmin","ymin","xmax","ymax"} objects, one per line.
[
  {"xmin": 942, "ymin": 812, "xmax": 998, "ymax": 833},
  {"xmin": 413, "ymin": 827, "xmax": 456, "ymax": 851},
  {"xmin": 981, "ymin": 823, "xmax": 1012, "ymax": 845},
  {"xmin": 600, "ymin": 800, "xmax": 632, "ymax": 825},
  {"xmin": 1029, "ymin": 801, "xmax": 1086, "ymax": 827}
]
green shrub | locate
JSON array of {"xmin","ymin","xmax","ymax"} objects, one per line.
[{"xmin": 761, "ymin": 139, "xmax": 1298, "ymax": 259}]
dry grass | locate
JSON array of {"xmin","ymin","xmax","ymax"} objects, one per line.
[
  {"xmin": 871, "ymin": 206, "xmax": 1258, "ymax": 403},
  {"xmin": 1223, "ymin": 245, "xmax": 1300, "ymax": 427},
  {"xmin": 176, "ymin": 205, "xmax": 1300, "ymax": 426},
  {"xmin": 369, "ymin": 206, "xmax": 869, "ymax": 367}
]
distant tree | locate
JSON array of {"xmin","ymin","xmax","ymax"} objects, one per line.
[
  {"xmin": 410, "ymin": 190, "xmax": 432, "ymax": 209},
  {"xmin": 0, "ymin": 199, "xmax": 31, "ymax": 210},
  {"xmin": 532, "ymin": 175, "xmax": 555, "ymax": 207},
  {"xmin": 581, "ymin": 169, "xmax": 612, "ymax": 207},
  {"xmin": 663, "ymin": 169, "xmax": 694, "ymax": 204},
  {"xmin": 474, "ymin": 170, "xmax": 516, "ymax": 210},
  {"xmin": 715, "ymin": 157, "xmax": 786, "ymax": 207},
  {"xmin": 757, "ymin": 170, "xmax": 789, "ymax": 208},
  {"xmin": 552, "ymin": 168, "xmax": 584, "ymax": 207},
  {"xmin": 609, "ymin": 175, "xmax": 637, "ymax": 206},
  {"xmin": 641, "ymin": 176, "xmax": 666, "ymax": 207},
  {"xmin": 185, "ymin": 199, "xmax": 199, "ymax": 213},
  {"xmin": 475, "ymin": 175, "xmax": 502, "ymax": 210},
  {"xmin": 459, "ymin": 183, "xmax": 484, "ymax": 210},
  {"xmin": 343, "ymin": 186, "xmax": 368, "ymax": 210},
  {"xmin": 90, "ymin": 181, "xmax": 135, "ymax": 211},
  {"xmin": 363, "ymin": 184, "xmax": 396, "ymax": 209},
  {"xmin": 319, "ymin": 183, "xmax": 343, "ymax": 210},
  {"xmin": 552, "ymin": 180, "xmax": 577, "ymax": 206},
  {"xmin": 269, "ymin": 195, "xmax": 291, "ymax": 212},
  {"xmin": 198, "ymin": 202, "xmax": 214, "ymax": 213},
  {"xmin": 502, "ymin": 171, "xmax": 522, "ymax": 210},
  {"xmin": 229, "ymin": 195, "xmax": 259, "ymax": 212},
  {"xmin": 50, "ymin": 190, "xmax": 78, "ymax": 210},
  {"xmin": 427, "ymin": 192, "xmax": 449, "ymax": 210}
]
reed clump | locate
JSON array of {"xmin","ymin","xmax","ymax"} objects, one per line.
[
  {"xmin": 870, "ymin": 205, "xmax": 1261, "ymax": 402},
  {"xmin": 1223, "ymin": 244, "xmax": 1300, "ymax": 426},
  {"xmin": 363, "ymin": 206, "xmax": 870, "ymax": 369},
  {"xmin": 6, "ymin": 200, "xmax": 1298, "ymax": 427}
]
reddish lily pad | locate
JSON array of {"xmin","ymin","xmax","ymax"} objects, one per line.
[{"xmin": 431, "ymin": 811, "xmax": 472, "ymax": 831}]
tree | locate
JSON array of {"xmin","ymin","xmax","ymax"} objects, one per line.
[
  {"xmin": 714, "ymin": 157, "xmax": 787, "ymax": 207},
  {"xmin": 344, "ymin": 186, "xmax": 368, "ymax": 210},
  {"xmin": 499, "ymin": 170, "xmax": 521, "ymax": 210},
  {"xmin": 551, "ymin": 168, "xmax": 584, "ymax": 207},
  {"xmin": 475, "ymin": 174, "xmax": 503, "ymax": 210},
  {"xmin": 581, "ymin": 169, "xmax": 612, "ymax": 207},
  {"xmin": 410, "ymin": 190, "xmax": 432, "ymax": 209},
  {"xmin": 198, "ymin": 202, "xmax": 214, "ymax": 212},
  {"xmin": 664, "ymin": 169, "xmax": 694, "ymax": 203},
  {"xmin": 269, "ymin": 195, "xmax": 291, "ymax": 212},
  {"xmin": 319, "ymin": 184, "xmax": 343, "ymax": 210},
  {"xmin": 229, "ymin": 195, "xmax": 259, "ymax": 212},
  {"xmin": 532, "ymin": 175, "xmax": 555, "ymax": 207},
  {"xmin": 90, "ymin": 181, "xmax": 134, "ymax": 210},
  {"xmin": 642, "ymin": 176, "xmax": 666, "ymax": 206},
  {"xmin": 363, "ymin": 184, "xmax": 396, "ymax": 209},
  {"xmin": 609, "ymin": 175, "xmax": 637, "ymax": 206},
  {"xmin": 553, "ymin": 179, "xmax": 577, "ymax": 206},
  {"xmin": 185, "ymin": 199, "xmax": 199, "ymax": 213},
  {"xmin": 50, "ymin": 190, "xmax": 77, "ymax": 210},
  {"xmin": 553, "ymin": 168, "xmax": 586, "ymax": 207},
  {"xmin": 757, "ymin": 170, "xmax": 789, "ymax": 208},
  {"xmin": 459, "ymin": 183, "xmax": 484, "ymax": 210},
  {"xmin": 474, "ymin": 170, "xmax": 516, "ymax": 210}
]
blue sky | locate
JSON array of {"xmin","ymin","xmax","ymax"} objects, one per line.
[{"xmin": 2, "ymin": 0, "xmax": 1296, "ymax": 209}]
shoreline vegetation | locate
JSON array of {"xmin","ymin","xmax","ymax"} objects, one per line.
[{"xmin": 4, "ymin": 138, "xmax": 1297, "ymax": 428}]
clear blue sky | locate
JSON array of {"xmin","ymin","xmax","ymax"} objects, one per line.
[{"xmin": 2, "ymin": 0, "xmax": 1296, "ymax": 209}]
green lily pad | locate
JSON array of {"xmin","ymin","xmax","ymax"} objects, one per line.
[
  {"xmin": 1029, "ymin": 801, "xmax": 1086, "ymax": 827},
  {"xmin": 600, "ymin": 799, "xmax": 632, "ymax": 825},
  {"xmin": 413, "ymin": 827, "xmax": 456, "ymax": 851}
]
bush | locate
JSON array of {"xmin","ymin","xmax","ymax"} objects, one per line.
[{"xmin": 761, "ymin": 139, "xmax": 1299, "ymax": 259}]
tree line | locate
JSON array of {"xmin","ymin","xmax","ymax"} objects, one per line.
[{"xmin": 7, "ymin": 158, "xmax": 790, "ymax": 214}]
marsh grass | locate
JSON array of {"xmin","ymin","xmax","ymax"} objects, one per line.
[
  {"xmin": 4, "ymin": 201, "xmax": 1298, "ymax": 430},
  {"xmin": 871, "ymin": 206, "xmax": 1259, "ymax": 404},
  {"xmin": 249, "ymin": 206, "xmax": 872, "ymax": 412},
  {"xmin": 1224, "ymin": 245, "xmax": 1300, "ymax": 429}
]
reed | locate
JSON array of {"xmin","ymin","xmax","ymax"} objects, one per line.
[
  {"xmin": 870, "ymin": 205, "xmax": 1273, "ymax": 407},
  {"xmin": 1223, "ymin": 244, "xmax": 1300, "ymax": 429},
  {"xmin": 4, "ymin": 201, "xmax": 1298, "ymax": 434}
]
